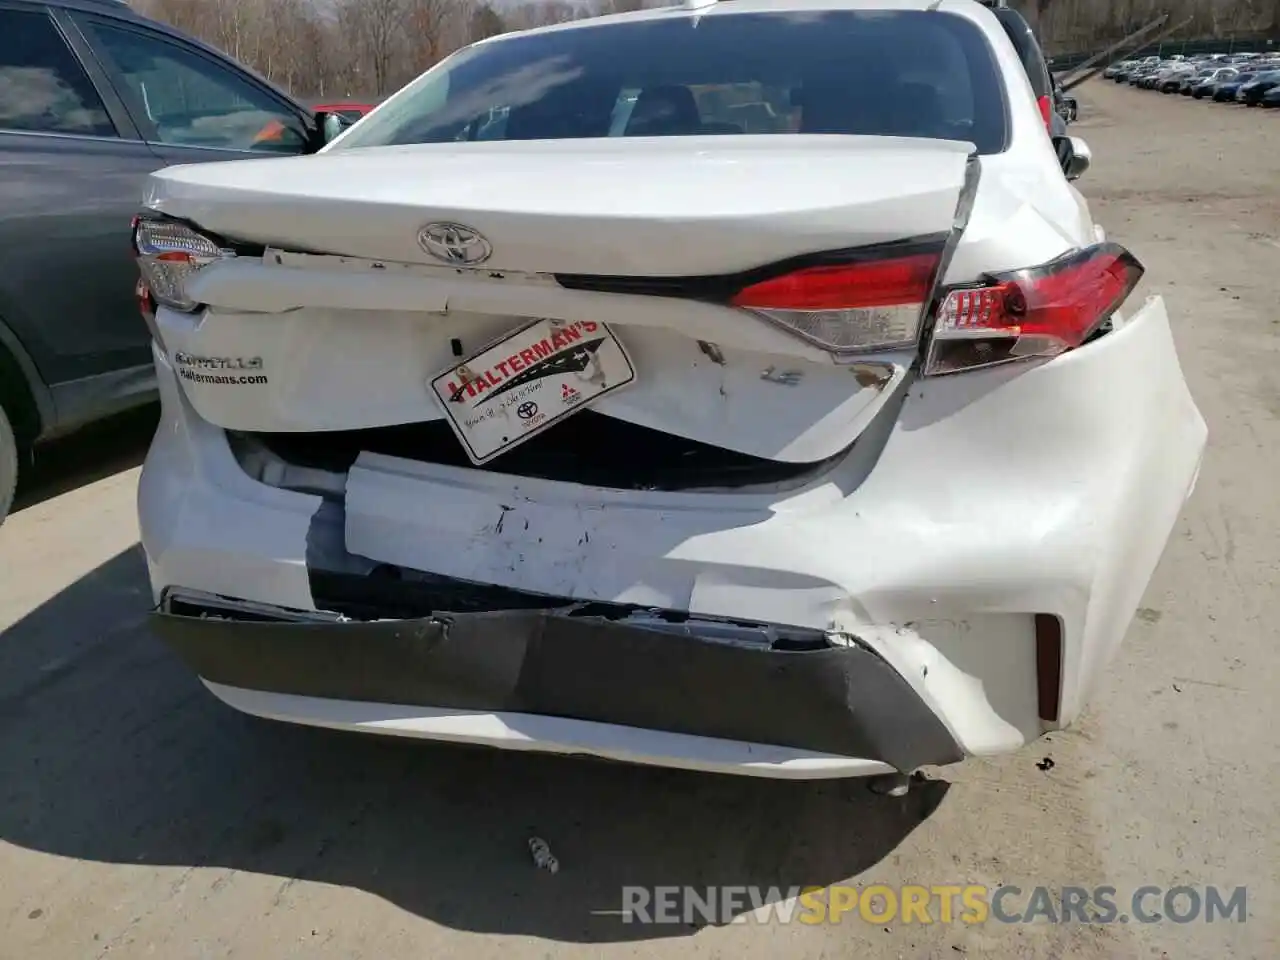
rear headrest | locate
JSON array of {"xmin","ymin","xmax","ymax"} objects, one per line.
[
  {"xmin": 625, "ymin": 85, "xmax": 702, "ymax": 136},
  {"xmin": 884, "ymin": 82, "xmax": 946, "ymax": 136},
  {"xmin": 798, "ymin": 85, "xmax": 889, "ymax": 134}
]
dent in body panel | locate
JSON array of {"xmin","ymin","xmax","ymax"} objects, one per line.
[
  {"xmin": 140, "ymin": 347, "xmax": 322, "ymax": 610},
  {"xmin": 849, "ymin": 616, "xmax": 1042, "ymax": 755},
  {"xmin": 946, "ymin": 166, "xmax": 1086, "ymax": 284}
]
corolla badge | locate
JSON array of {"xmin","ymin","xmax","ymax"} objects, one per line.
[
  {"xmin": 173, "ymin": 352, "xmax": 263, "ymax": 370},
  {"xmin": 418, "ymin": 222, "xmax": 492, "ymax": 265}
]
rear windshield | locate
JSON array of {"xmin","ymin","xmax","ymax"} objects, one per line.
[{"xmin": 331, "ymin": 10, "xmax": 1008, "ymax": 154}]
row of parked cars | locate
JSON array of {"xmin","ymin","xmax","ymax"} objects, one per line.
[{"xmin": 1104, "ymin": 52, "xmax": 1280, "ymax": 106}]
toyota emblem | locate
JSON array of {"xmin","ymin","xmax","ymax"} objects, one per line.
[
  {"xmin": 418, "ymin": 222, "xmax": 492, "ymax": 266},
  {"xmin": 517, "ymin": 402, "xmax": 538, "ymax": 420}
]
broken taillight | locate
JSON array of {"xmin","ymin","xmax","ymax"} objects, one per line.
[
  {"xmin": 924, "ymin": 243, "xmax": 1144, "ymax": 376},
  {"xmin": 729, "ymin": 247, "xmax": 942, "ymax": 353},
  {"xmin": 132, "ymin": 215, "xmax": 235, "ymax": 312}
]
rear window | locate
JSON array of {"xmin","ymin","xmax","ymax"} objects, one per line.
[{"xmin": 332, "ymin": 10, "xmax": 1008, "ymax": 154}]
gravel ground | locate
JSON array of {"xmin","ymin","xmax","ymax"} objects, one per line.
[{"xmin": 1, "ymin": 80, "xmax": 1277, "ymax": 959}]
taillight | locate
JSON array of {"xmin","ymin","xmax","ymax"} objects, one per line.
[
  {"xmin": 729, "ymin": 248, "xmax": 942, "ymax": 353},
  {"xmin": 924, "ymin": 243, "xmax": 1144, "ymax": 376},
  {"xmin": 132, "ymin": 215, "xmax": 234, "ymax": 312},
  {"xmin": 1037, "ymin": 94, "xmax": 1053, "ymax": 130}
]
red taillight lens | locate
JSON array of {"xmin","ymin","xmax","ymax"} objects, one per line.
[
  {"xmin": 730, "ymin": 254, "xmax": 939, "ymax": 311},
  {"xmin": 925, "ymin": 243, "xmax": 1144, "ymax": 376},
  {"xmin": 729, "ymin": 250, "xmax": 942, "ymax": 353},
  {"xmin": 1037, "ymin": 94, "xmax": 1053, "ymax": 130}
]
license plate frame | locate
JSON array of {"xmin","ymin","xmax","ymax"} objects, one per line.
[{"xmin": 429, "ymin": 319, "xmax": 636, "ymax": 465}]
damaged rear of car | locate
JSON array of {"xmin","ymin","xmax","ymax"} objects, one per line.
[{"xmin": 136, "ymin": 0, "xmax": 1206, "ymax": 779}]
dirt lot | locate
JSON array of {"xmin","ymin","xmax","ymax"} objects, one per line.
[{"xmin": 1, "ymin": 80, "xmax": 1277, "ymax": 959}]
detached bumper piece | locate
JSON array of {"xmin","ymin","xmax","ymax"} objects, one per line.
[{"xmin": 151, "ymin": 591, "xmax": 962, "ymax": 772}]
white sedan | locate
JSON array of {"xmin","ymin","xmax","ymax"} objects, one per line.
[{"xmin": 132, "ymin": 0, "xmax": 1206, "ymax": 783}]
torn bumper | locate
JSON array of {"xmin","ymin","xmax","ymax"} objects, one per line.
[
  {"xmin": 140, "ymin": 293, "xmax": 1207, "ymax": 770},
  {"xmin": 150, "ymin": 593, "xmax": 962, "ymax": 773}
]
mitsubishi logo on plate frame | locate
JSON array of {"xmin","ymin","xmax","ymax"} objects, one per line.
[{"xmin": 418, "ymin": 221, "xmax": 493, "ymax": 265}]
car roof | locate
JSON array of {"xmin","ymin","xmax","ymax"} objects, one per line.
[{"xmin": 498, "ymin": 0, "xmax": 990, "ymax": 40}]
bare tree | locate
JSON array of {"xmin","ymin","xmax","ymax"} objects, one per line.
[
  {"xmin": 468, "ymin": 3, "xmax": 507, "ymax": 42},
  {"xmin": 403, "ymin": 0, "xmax": 456, "ymax": 77},
  {"xmin": 504, "ymin": 0, "xmax": 581, "ymax": 30},
  {"xmin": 595, "ymin": 0, "xmax": 649, "ymax": 14},
  {"xmin": 336, "ymin": 0, "xmax": 408, "ymax": 95}
]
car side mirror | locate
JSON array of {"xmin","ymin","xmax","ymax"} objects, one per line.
[
  {"xmin": 1053, "ymin": 135, "xmax": 1091, "ymax": 182},
  {"xmin": 320, "ymin": 112, "xmax": 355, "ymax": 142},
  {"xmin": 306, "ymin": 111, "xmax": 354, "ymax": 152}
]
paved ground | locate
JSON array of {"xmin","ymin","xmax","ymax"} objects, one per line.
[{"xmin": 1, "ymin": 81, "xmax": 1277, "ymax": 959}]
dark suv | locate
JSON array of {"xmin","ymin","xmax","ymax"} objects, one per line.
[{"xmin": 0, "ymin": 0, "xmax": 347, "ymax": 521}]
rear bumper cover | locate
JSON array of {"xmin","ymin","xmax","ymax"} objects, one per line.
[{"xmin": 150, "ymin": 594, "xmax": 962, "ymax": 772}]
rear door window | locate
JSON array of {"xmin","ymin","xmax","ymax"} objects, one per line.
[
  {"xmin": 334, "ymin": 10, "xmax": 1009, "ymax": 154},
  {"xmin": 82, "ymin": 19, "xmax": 308, "ymax": 153},
  {"xmin": 0, "ymin": 7, "xmax": 115, "ymax": 137}
]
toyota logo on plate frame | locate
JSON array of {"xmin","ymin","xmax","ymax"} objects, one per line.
[{"xmin": 418, "ymin": 222, "xmax": 493, "ymax": 266}]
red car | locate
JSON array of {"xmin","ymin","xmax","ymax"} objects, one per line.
[{"xmin": 310, "ymin": 102, "xmax": 377, "ymax": 123}]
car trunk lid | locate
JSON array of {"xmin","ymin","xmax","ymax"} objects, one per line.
[
  {"xmin": 146, "ymin": 137, "xmax": 975, "ymax": 475},
  {"xmin": 146, "ymin": 135, "xmax": 972, "ymax": 276}
]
